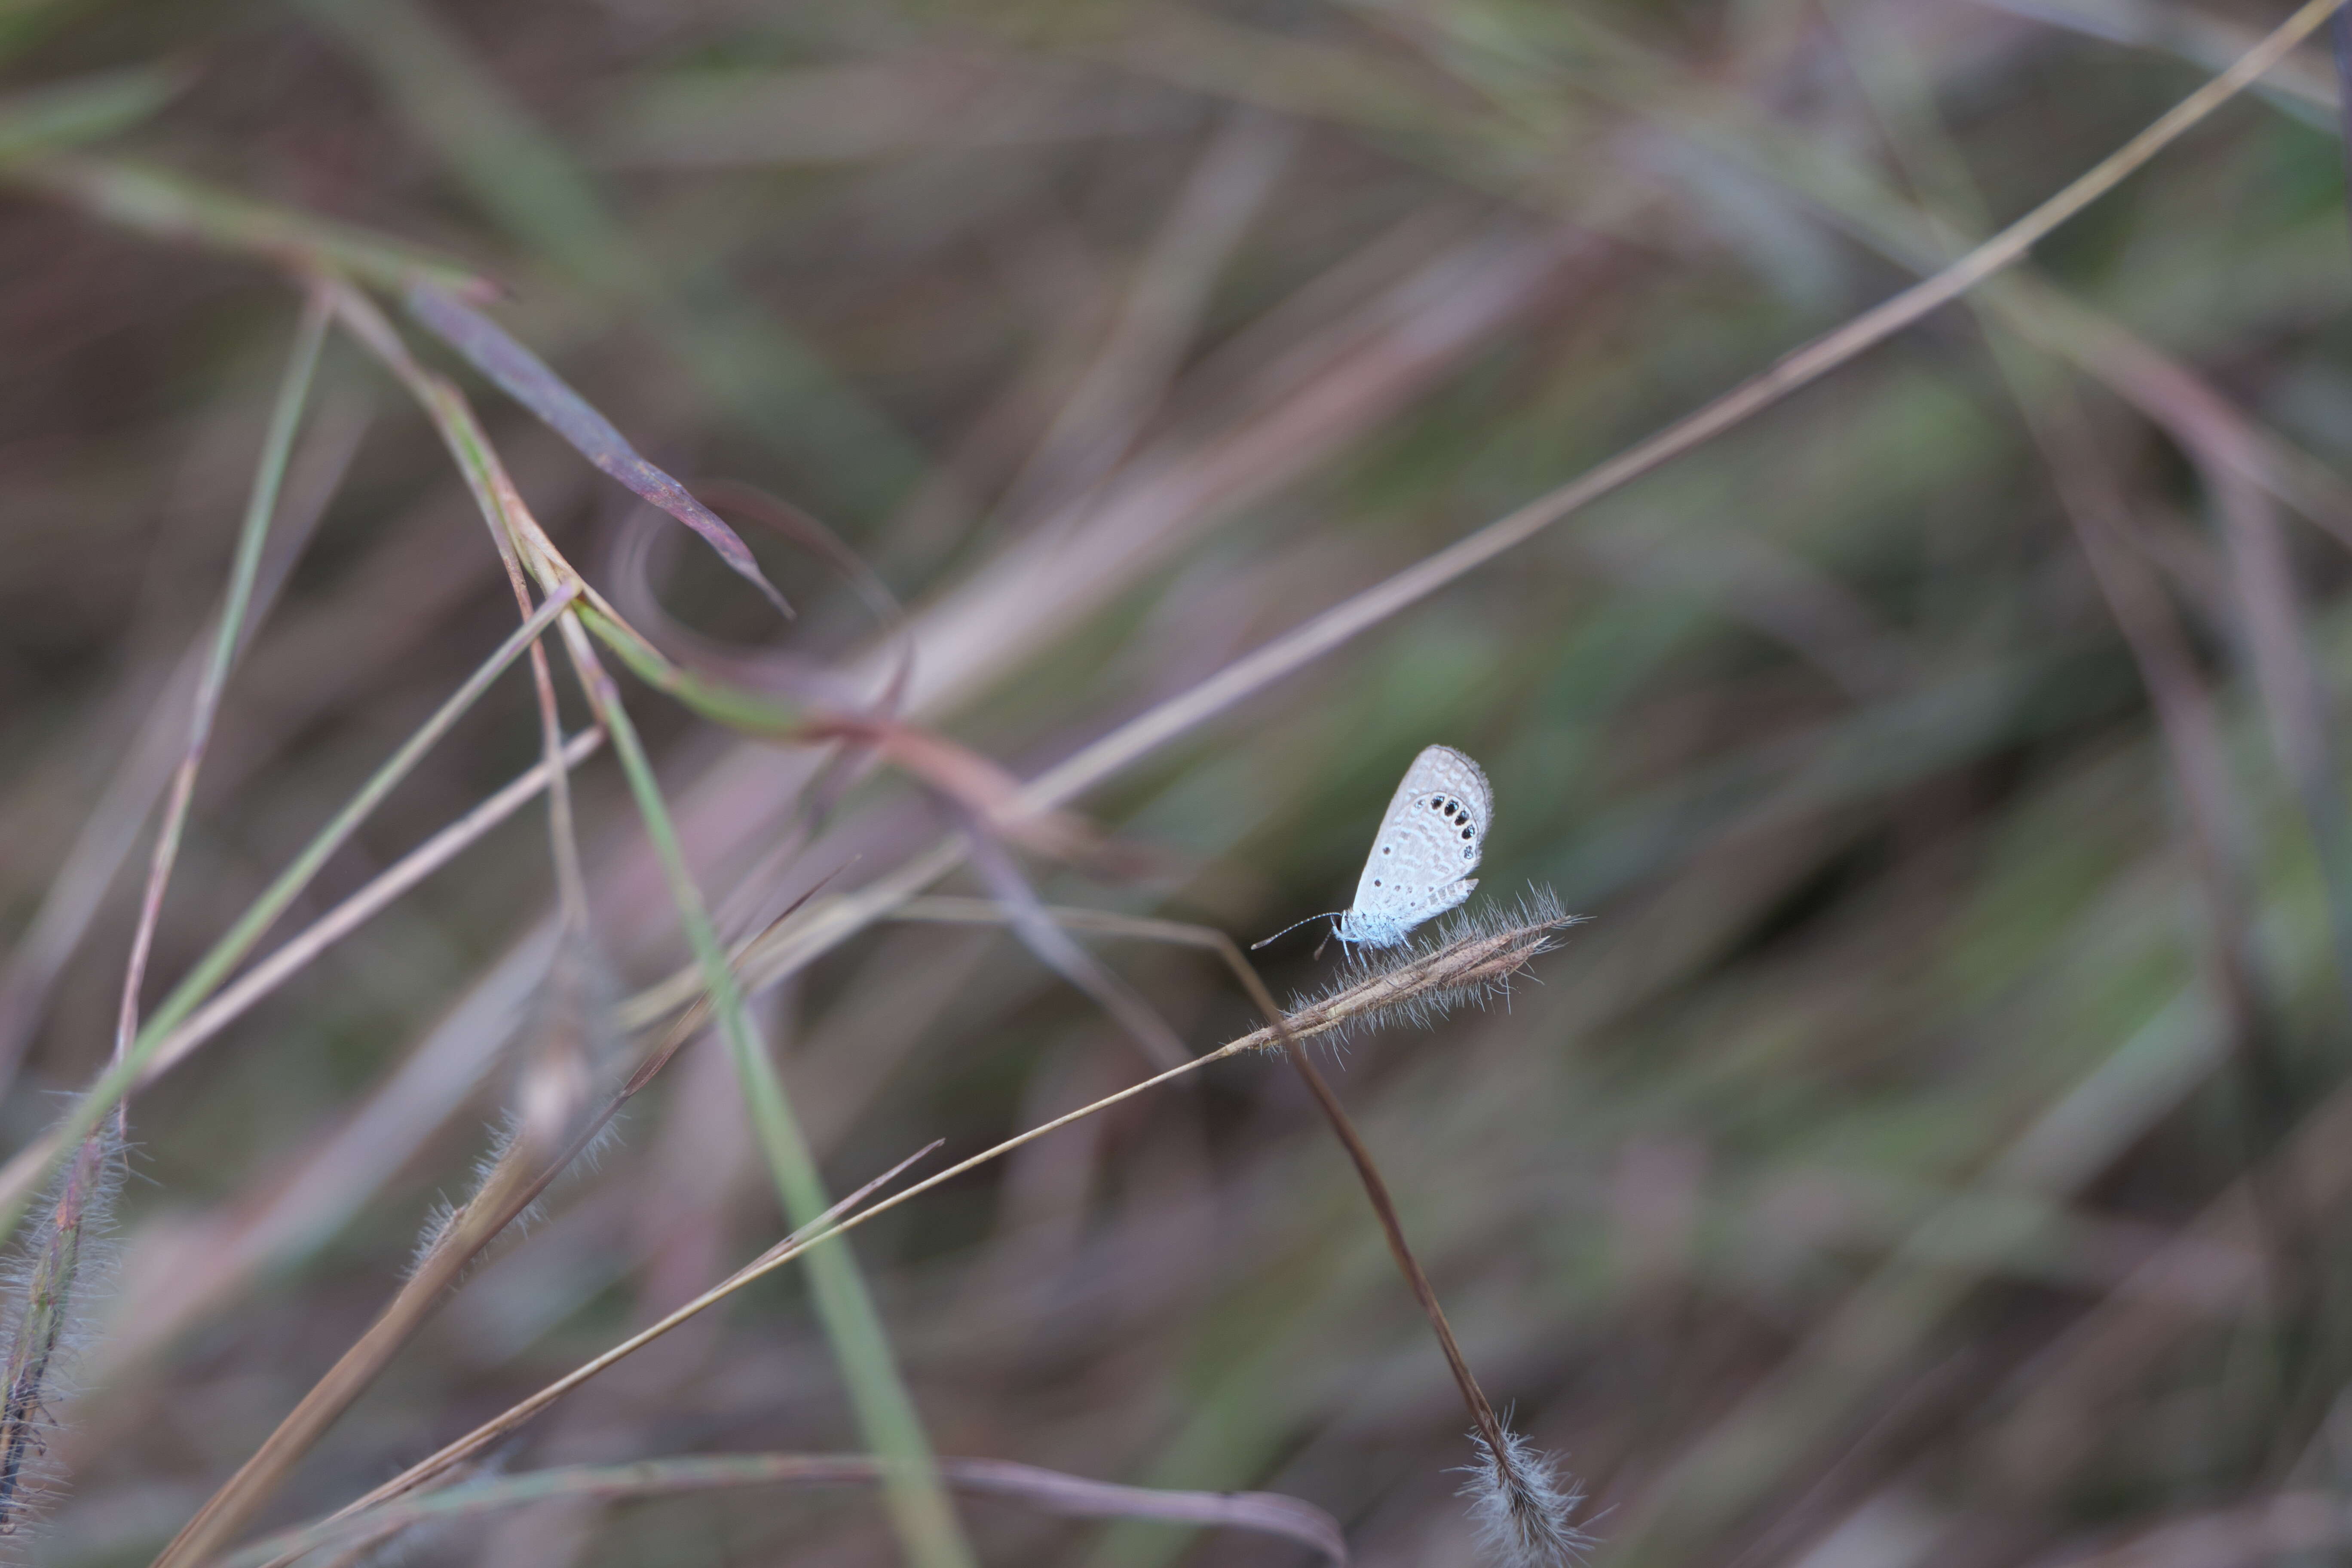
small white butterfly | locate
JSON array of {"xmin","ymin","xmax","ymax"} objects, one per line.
[
  {"xmin": 1255, "ymin": 744, "xmax": 1493, "ymax": 952},
  {"xmin": 1340, "ymin": 744, "xmax": 1491, "ymax": 946}
]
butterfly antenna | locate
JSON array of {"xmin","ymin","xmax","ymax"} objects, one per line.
[{"xmin": 1249, "ymin": 911, "xmax": 1344, "ymax": 952}]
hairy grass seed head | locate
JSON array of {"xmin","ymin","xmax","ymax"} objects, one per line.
[
  {"xmin": 1460, "ymin": 1424, "xmax": 1592, "ymax": 1568},
  {"xmin": 1242, "ymin": 888, "xmax": 1582, "ymax": 1054}
]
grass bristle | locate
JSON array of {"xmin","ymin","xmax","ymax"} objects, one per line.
[{"xmin": 1459, "ymin": 1424, "xmax": 1592, "ymax": 1568}]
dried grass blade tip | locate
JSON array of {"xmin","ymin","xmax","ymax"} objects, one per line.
[{"xmin": 406, "ymin": 282, "xmax": 793, "ymax": 617}]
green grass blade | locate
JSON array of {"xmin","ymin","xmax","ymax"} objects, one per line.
[
  {"xmin": 298, "ymin": 0, "xmax": 925, "ymax": 520},
  {"xmin": 406, "ymin": 282, "xmax": 794, "ymax": 617},
  {"xmin": 0, "ymin": 65, "xmax": 184, "ymax": 162},
  {"xmin": 9, "ymin": 154, "xmax": 496, "ymax": 298},
  {"xmin": 561, "ymin": 624, "xmax": 976, "ymax": 1568}
]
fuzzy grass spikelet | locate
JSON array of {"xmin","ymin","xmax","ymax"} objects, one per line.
[
  {"xmin": 1250, "ymin": 888, "xmax": 1581, "ymax": 1054},
  {"xmin": 0, "ymin": 1118, "xmax": 125, "ymax": 1543},
  {"xmin": 1459, "ymin": 1424, "xmax": 1591, "ymax": 1568}
]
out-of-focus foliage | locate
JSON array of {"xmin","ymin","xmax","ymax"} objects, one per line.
[{"xmin": 4, "ymin": 0, "xmax": 2352, "ymax": 1565}]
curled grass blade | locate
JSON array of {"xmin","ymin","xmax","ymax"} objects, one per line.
[
  {"xmin": 405, "ymin": 282, "xmax": 793, "ymax": 618},
  {"xmin": 300, "ymin": 0, "xmax": 924, "ymax": 517}
]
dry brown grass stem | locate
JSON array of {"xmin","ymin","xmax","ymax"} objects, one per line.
[
  {"xmin": 234, "ymin": 1451, "xmax": 1345, "ymax": 1568},
  {"xmin": 633, "ymin": 0, "xmax": 2352, "ymax": 1063},
  {"xmin": 0, "ymin": 291, "xmax": 334, "ymax": 1542},
  {"xmin": 0, "ymin": 385, "xmax": 370, "ymax": 1102},
  {"xmin": 888, "ymin": 894, "xmax": 1573, "ymax": 1055},
  {"xmin": 996, "ymin": 0, "xmax": 2349, "ymax": 819},
  {"xmin": 109, "ymin": 283, "xmax": 332, "ymax": 1083},
  {"xmin": 1831, "ymin": 19, "xmax": 2319, "ymax": 1417},
  {"xmin": 149, "ymin": 1084, "xmax": 576, "ymax": 1568},
  {"xmin": 278, "ymin": 1142, "xmax": 946, "ymax": 1559},
  {"xmin": 865, "ymin": 894, "xmax": 1584, "ymax": 1556},
  {"xmin": 277, "ymin": 900, "xmax": 1574, "ymax": 1557}
]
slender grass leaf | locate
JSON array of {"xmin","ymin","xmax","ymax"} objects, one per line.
[
  {"xmin": 406, "ymin": 282, "xmax": 793, "ymax": 617},
  {"xmin": 0, "ymin": 65, "xmax": 185, "ymax": 162},
  {"xmin": 11, "ymin": 154, "xmax": 495, "ymax": 298}
]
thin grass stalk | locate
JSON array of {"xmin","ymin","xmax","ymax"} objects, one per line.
[
  {"xmin": 890, "ymin": 895, "xmax": 1584, "ymax": 1561},
  {"xmin": 8, "ymin": 155, "xmax": 496, "ymax": 299},
  {"xmin": 419, "ymin": 333, "xmax": 606, "ymax": 1170},
  {"xmin": 2212, "ymin": 469, "xmax": 2352, "ymax": 1012},
  {"xmin": 0, "ymin": 1130, "xmax": 114, "ymax": 1540},
  {"xmin": 687, "ymin": 2, "xmax": 2352, "ymax": 1036},
  {"xmin": 0, "ymin": 384, "xmax": 370, "ymax": 1101},
  {"xmin": 1279, "ymin": 1040, "xmax": 1585, "ymax": 1565},
  {"xmin": 0, "ymin": 294, "xmax": 331, "ymax": 1539},
  {"xmin": 1825, "ymin": 0, "xmax": 2317, "ymax": 1420},
  {"xmin": 449, "ymin": 428, "xmax": 587, "ymax": 928},
  {"xmin": 300, "ymin": 902, "xmax": 1574, "ymax": 1540},
  {"xmin": 0, "ymin": 730, "xmax": 601, "ymax": 1225},
  {"xmin": 140, "ymin": 603, "xmax": 579, "ymax": 1568},
  {"xmin": 1008, "ymin": 0, "xmax": 2348, "ymax": 814},
  {"xmin": 548, "ymin": 612, "xmax": 977, "ymax": 1568},
  {"xmin": 284, "ymin": 1143, "xmax": 943, "ymax": 1556},
  {"xmin": 111, "ymin": 291, "xmax": 332, "ymax": 1078},
  {"xmin": 145, "ymin": 1095, "xmax": 564, "ymax": 1568},
  {"xmin": 232, "ymin": 1452, "xmax": 1346, "ymax": 1568},
  {"xmin": 217, "ymin": 877, "xmax": 854, "ymax": 1568},
  {"xmin": 0, "ymin": 588, "xmax": 573, "ymax": 1252}
]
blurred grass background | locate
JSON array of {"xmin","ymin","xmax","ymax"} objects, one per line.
[{"xmin": 7, "ymin": 0, "xmax": 2352, "ymax": 1564}]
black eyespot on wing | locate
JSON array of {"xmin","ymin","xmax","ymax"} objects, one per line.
[
  {"xmin": 1373, "ymin": 879, "xmax": 1382, "ymax": 886},
  {"xmin": 1461, "ymin": 827, "xmax": 1472, "ymax": 839},
  {"xmin": 1382, "ymin": 846, "xmax": 1391, "ymax": 854}
]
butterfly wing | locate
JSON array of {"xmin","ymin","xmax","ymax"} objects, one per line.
[{"xmin": 1344, "ymin": 745, "xmax": 1492, "ymax": 945}]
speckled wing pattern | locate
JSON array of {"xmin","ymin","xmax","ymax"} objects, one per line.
[{"xmin": 1338, "ymin": 745, "xmax": 1491, "ymax": 947}]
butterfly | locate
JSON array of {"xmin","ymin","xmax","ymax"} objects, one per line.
[{"xmin": 1255, "ymin": 745, "xmax": 1493, "ymax": 952}]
